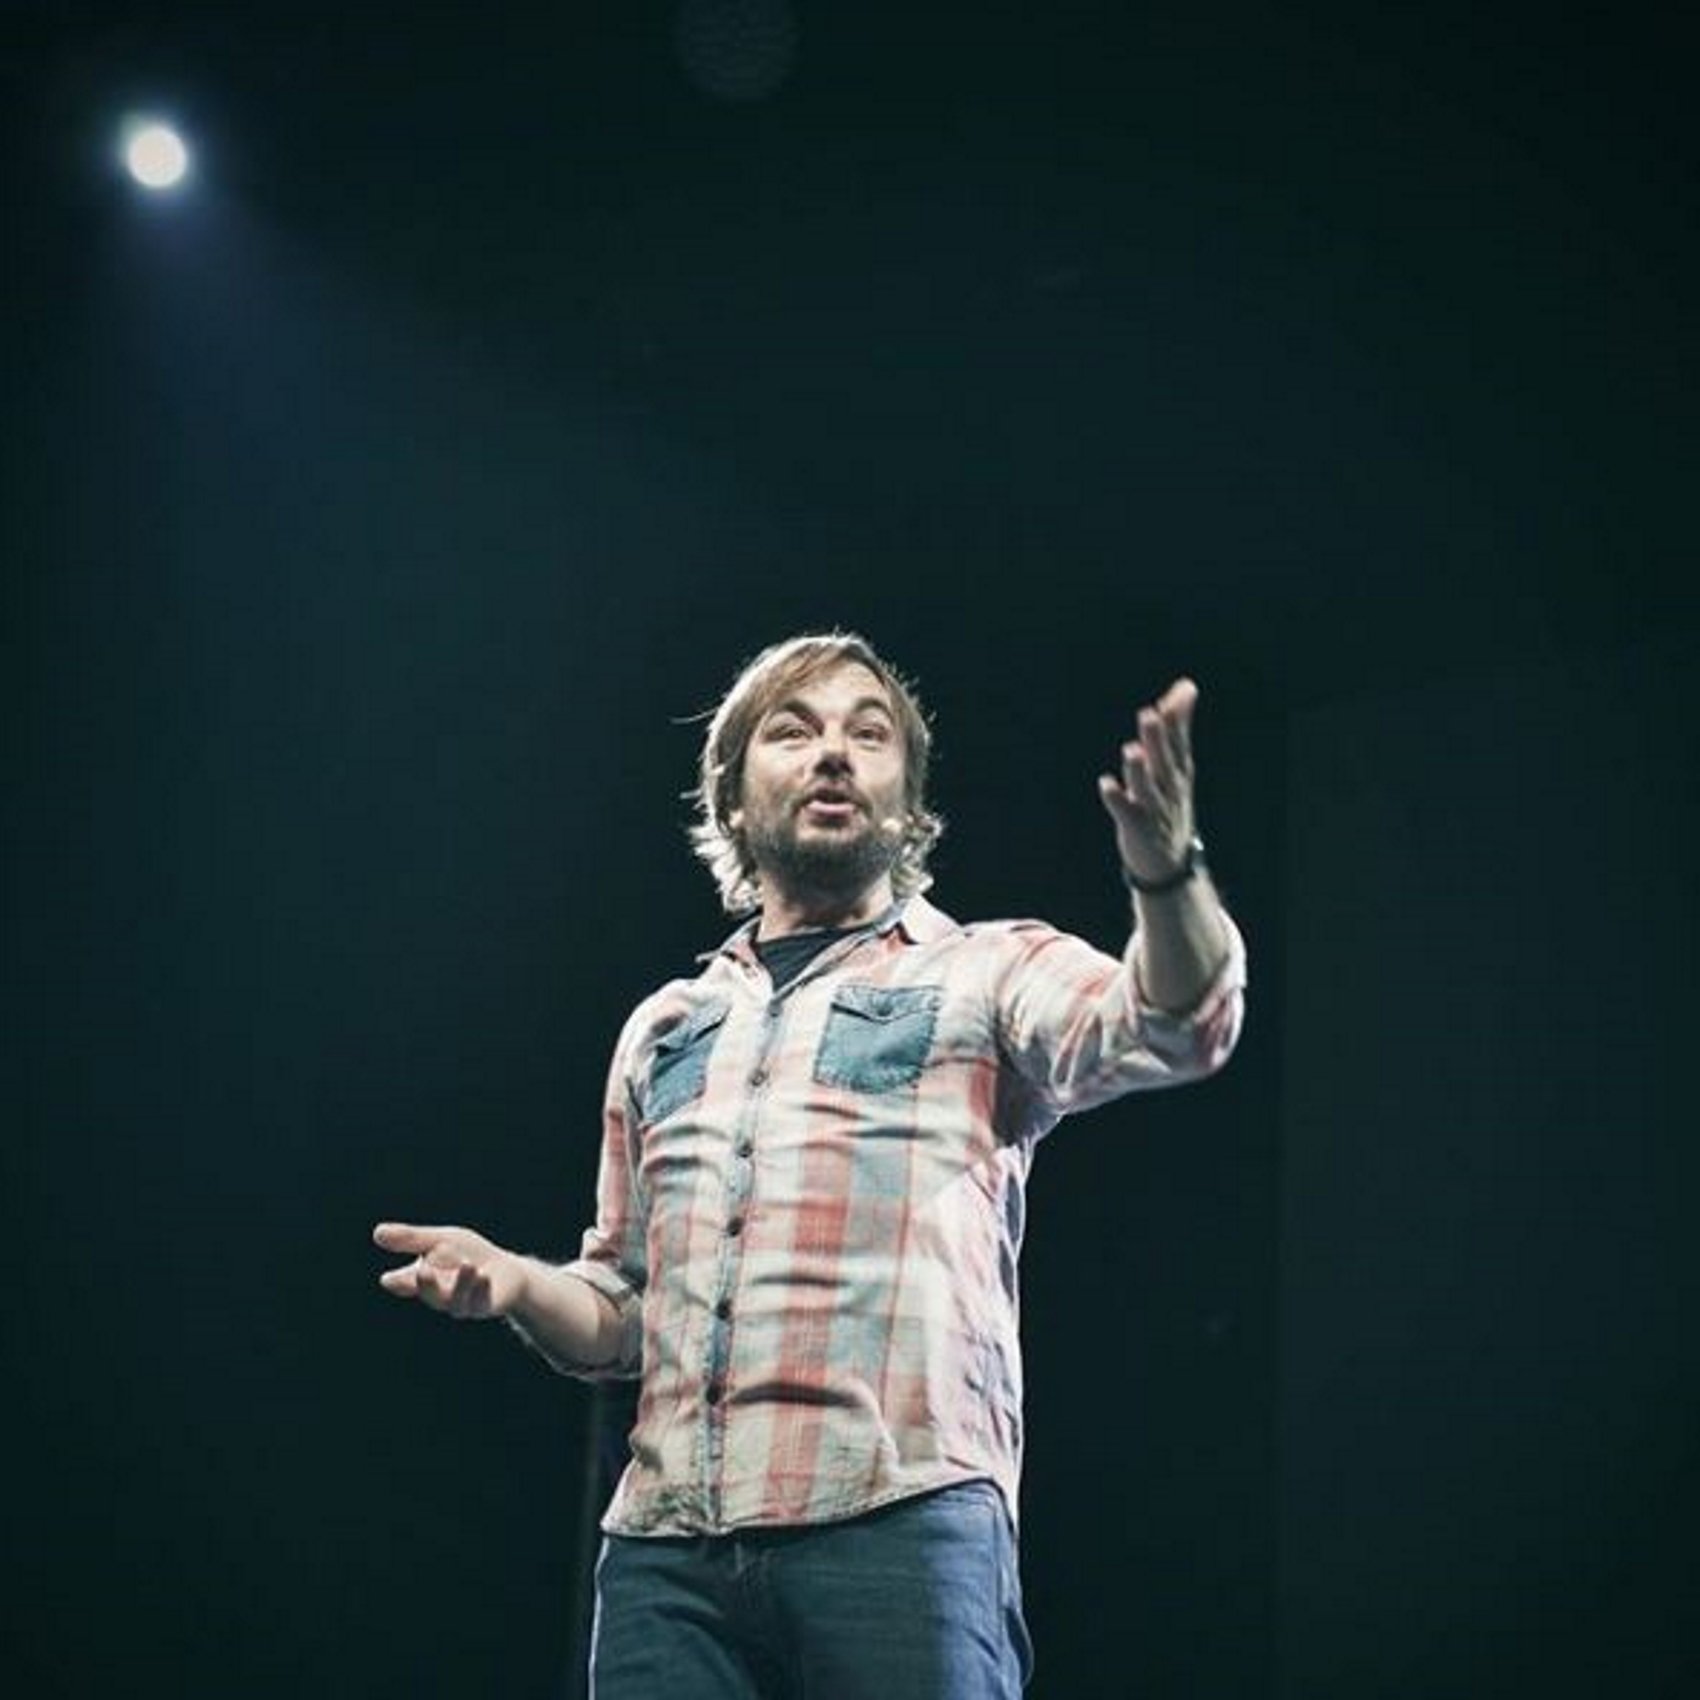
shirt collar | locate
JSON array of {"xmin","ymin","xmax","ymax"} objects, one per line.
[
  {"xmin": 887, "ymin": 892, "xmax": 956, "ymax": 943},
  {"xmin": 696, "ymin": 891, "xmax": 956, "ymax": 965}
]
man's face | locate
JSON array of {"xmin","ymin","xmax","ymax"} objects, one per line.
[{"xmin": 734, "ymin": 661, "xmax": 909, "ymax": 907}]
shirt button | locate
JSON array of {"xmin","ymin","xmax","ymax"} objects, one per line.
[
  {"xmin": 715, "ymin": 1297, "xmax": 733, "ymax": 1320},
  {"xmin": 726, "ymin": 1216, "xmax": 745, "ymax": 1237},
  {"xmin": 750, "ymin": 1065, "xmax": 770, "ymax": 1087},
  {"xmin": 705, "ymin": 1380, "xmax": 724, "ymax": 1405},
  {"xmin": 736, "ymin": 1139, "xmax": 754, "ymax": 1158}
]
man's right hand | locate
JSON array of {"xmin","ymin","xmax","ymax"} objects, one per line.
[{"xmin": 373, "ymin": 1221, "xmax": 528, "ymax": 1320}]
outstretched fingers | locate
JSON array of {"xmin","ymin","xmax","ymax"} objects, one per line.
[
  {"xmin": 1138, "ymin": 709, "xmax": 1175, "ymax": 798},
  {"xmin": 1098, "ymin": 677, "xmax": 1204, "ymax": 881},
  {"xmin": 1139, "ymin": 679, "xmax": 1198, "ymax": 796},
  {"xmin": 373, "ymin": 1221, "xmax": 445, "ymax": 1256},
  {"xmin": 375, "ymin": 1222, "xmax": 447, "ymax": 1304},
  {"xmin": 1160, "ymin": 677, "xmax": 1198, "ymax": 775},
  {"xmin": 373, "ymin": 1222, "xmax": 501, "ymax": 1317},
  {"xmin": 377, "ymin": 1261, "xmax": 420, "ymax": 1297}
]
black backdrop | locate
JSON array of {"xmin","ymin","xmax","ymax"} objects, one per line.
[
  {"xmin": 1279, "ymin": 641, "xmax": 1697, "ymax": 1699},
  {"xmin": 5, "ymin": 4, "xmax": 1694, "ymax": 1695}
]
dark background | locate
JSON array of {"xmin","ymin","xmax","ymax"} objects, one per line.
[{"xmin": 5, "ymin": 3, "xmax": 1694, "ymax": 1695}]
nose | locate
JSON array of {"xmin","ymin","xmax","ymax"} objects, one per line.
[{"xmin": 813, "ymin": 724, "xmax": 851, "ymax": 770}]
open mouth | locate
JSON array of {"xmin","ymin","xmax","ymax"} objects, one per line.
[{"xmin": 799, "ymin": 791, "xmax": 861, "ymax": 820}]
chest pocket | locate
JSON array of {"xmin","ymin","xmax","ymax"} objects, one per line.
[
  {"xmin": 814, "ymin": 983, "xmax": 943, "ymax": 1094},
  {"xmin": 641, "ymin": 998, "xmax": 729, "ymax": 1124}
]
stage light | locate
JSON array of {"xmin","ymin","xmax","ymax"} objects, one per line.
[{"xmin": 123, "ymin": 120, "xmax": 190, "ymax": 190}]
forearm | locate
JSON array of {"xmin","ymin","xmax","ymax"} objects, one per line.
[
  {"xmin": 504, "ymin": 1258, "xmax": 625, "ymax": 1374},
  {"xmin": 1133, "ymin": 873, "xmax": 1233, "ymax": 1015}
]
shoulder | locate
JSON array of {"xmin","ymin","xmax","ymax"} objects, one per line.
[
  {"xmin": 958, "ymin": 916, "xmax": 1078, "ymax": 957},
  {"xmin": 616, "ymin": 963, "xmax": 731, "ymax": 1057},
  {"xmin": 909, "ymin": 903, "xmax": 1098, "ymax": 988},
  {"xmin": 898, "ymin": 894, "xmax": 1063, "ymax": 947},
  {"xmin": 961, "ymin": 917, "xmax": 1065, "ymax": 940}
]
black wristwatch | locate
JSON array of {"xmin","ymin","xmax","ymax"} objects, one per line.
[{"xmin": 1121, "ymin": 834, "xmax": 1207, "ymax": 896}]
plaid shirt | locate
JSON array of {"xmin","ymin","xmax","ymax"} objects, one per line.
[{"xmin": 563, "ymin": 893, "xmax": 1246, "ymax": 1536}]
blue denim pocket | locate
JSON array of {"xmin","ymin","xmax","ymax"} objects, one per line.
[
  {"xmin": 814, "ymin": 983, "xmax": 943, "ymax": 1094},
  {"xmin": 641, "ymin": 998, "xmax": 728, "ymax": 1123}
]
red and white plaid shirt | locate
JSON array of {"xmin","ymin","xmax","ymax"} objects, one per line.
[{"xmin": 564, "ymin": 893, "xmax": 1246, "ymax": 1536}]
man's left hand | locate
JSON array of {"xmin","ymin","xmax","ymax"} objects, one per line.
[{"xmin": 1097, "ymin": 677, "xmax": 1199, "ymax": 886}]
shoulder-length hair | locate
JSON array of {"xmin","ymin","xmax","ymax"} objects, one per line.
[{"xmin": 687, "ymin": 632, "xmax": 944, "ymax": 915}]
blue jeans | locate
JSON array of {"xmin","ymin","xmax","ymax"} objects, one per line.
[{"xmin": 589, "ymin": 1481, "xmax": 1033, "ymax": 1698}]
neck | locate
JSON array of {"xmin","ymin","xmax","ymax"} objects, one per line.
[{"xmin": 755, "ymin": 878, "xmax": 896, "ymax": 942}]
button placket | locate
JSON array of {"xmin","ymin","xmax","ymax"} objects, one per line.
[{"xmin": 700, "ymin": 992, "xmax": 782, "ymax": 1524}]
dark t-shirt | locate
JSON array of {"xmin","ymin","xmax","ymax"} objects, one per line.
[{"xmin": 753, "ymin": 925, "xmax": 862, "ymax": 992}]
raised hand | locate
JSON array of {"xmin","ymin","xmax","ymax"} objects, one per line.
[
  {"xmin": 372, "ymin": 1221, "xmax": 528, "ymax": 1321},
  {"xmin": 1097, "ymin": 677, "xmax": 1200, "ymax": 887}
]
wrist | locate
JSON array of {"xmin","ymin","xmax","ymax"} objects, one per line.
[
  {"xmin": 506, "ymin": 1252, "xmax": 550, "ymax": 1322},
  {"xmin": 1122, "ymin": 833, "xmax": 1206, "ymax": 896}
]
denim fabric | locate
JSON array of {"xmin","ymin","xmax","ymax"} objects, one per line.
[
  {"xmin": 589, "ymin": 1480, "xmax": 1032, "ymax": 1699},
  {"xmin": 641, "ymin": 997, "xmax": 729, "ymax": 1123},
  {"xmin": 812, "ymin": 982, "xmax": 943, "ymax": 1094}
]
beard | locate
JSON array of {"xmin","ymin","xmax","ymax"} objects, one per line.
[{"xmin": 743, "ymin": 805, "xmax": 900, "ymax": 906}]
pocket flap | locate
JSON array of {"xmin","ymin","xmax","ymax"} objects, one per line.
[{"xmin": 828, "ymin": 983, "xmax": 942, "ymax": 1023}]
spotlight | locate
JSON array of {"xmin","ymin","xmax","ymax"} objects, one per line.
[{"xmin": 122, "ymin": 120, "xmax": 190, "ymax": 190}]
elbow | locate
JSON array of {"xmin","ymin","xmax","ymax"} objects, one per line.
[{"xmin": 1190, "ymin": 988, "xmax": 1245, "ymax": 1078}]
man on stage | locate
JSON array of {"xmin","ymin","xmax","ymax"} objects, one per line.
[{"xmin": 375, "ymin": 631, "xmax": 1245, "ymax": 1697}]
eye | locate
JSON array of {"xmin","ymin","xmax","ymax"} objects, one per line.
[{"xmin": 853, "ymin": 722, "xmax": 892, "ymax": 745}]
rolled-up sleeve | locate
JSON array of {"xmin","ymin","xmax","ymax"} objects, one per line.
[
  {"xmin": 1124, "ymin": 911, "xmax": 1247, "ymax": 1077},
  {"xmin": 993, "ymin": 912, "xmax": 1247, "ymax": 1117},
  {"xmin": 558, "ymin": 1011, "xmax": 651, "ymax": 1380}
]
